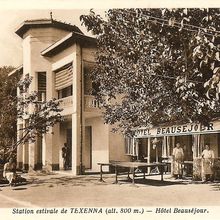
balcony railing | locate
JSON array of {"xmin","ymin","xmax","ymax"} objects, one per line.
[
  {"xmin": 84, "ymin": 95, "xmax": 101, "ymax": 110},
  {"xmin": 58, "ymin": 95, "xmax": 101, "ymax": 114},
  {"xmin": 59, "ymin": 96, "xmax": 73, "ymax": 109}
]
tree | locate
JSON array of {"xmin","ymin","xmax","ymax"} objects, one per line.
[
  {"xmin": 80, "ymin": 8, "xmax": 220, "ymax": 136},
  {"xmin": 15, "ymin": 74, "xmax": 63, "ymax": 152},
  {"xmin": 0, "ymin": 66, "xmax": 17, "ymax": 162},
  {"xmin": 0, "ymin": 71, "xmax": 63, "ymax": 162}
]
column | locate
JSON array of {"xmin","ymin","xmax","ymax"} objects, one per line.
[
  {"xmin": 163, "ymin": 136, "xmax": 167, "ymax": 158},
  {"xmin": 22, "ymin": 119, "xmax": 29, "ymax": 170},
  {"xmin": 43, "ymin": 124, "xmax": 60, "ymax": 172},
  {"xmin": 41, "ymin": 61, "xmax": 59, "ymax": 172},
  {"xmin": 167, "ymin": 136, "xmax": 170, "ymax": 156},
  {"xmin": 192, "ymin": 134, "xmax": 202, "ymax": 180},
  {"xmin": 28, "ymin": 142, "xmax": 37, "ymax": 171},
  {"xmin": 17, "ymin": 124, "xmax": 23, "ymax": 169},
  {"xmin": 147, "ymin": 138, "xmax": 151, "ymax": 173},
  {"xmin": 81, "ymin": 60, "xmax": 86, "ymax": 173},
  {"xmin": 42, "ymin": 134, "xmax": 46, "ymax": 168},
  {"xmin": 52, "ymin": 124, "xmax": 60, "ymax": 170},
  {"xmin": 22, "ymin": 142, "xmax": 29, "ymax": 170},
  {"xmin": 72, "ymin": 43, "xmax": 82, "ymax": 175},
  {"xmin": 171, "ymin": 136, "xmax": 175, "ymax": 176},
  {"xmin": 43, "ymin": 132, "xmax": 52, "ymax": 172}
]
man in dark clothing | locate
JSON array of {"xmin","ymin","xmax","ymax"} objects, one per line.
[{"xmin": 62, "ymin": 143, "xmax": 68, "ymax": 170}]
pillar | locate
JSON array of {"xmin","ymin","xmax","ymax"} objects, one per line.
[
  {"xmin": 17, "ymin": 124, "xmax": 23, "ymax": 169},
  {"xmin": 20, "ymin": 120, "xmax": 29, "ymax": 171},
  {"xmin": 192, "ymin": 134, "xmax": 202, "ymax": 180},
  {"xmin": 43, "ymin": 124, "xmax": 60, "ymax": 172},
  {"xmin": 22, "ymin": 142, "xmax": 29, "ymax": 170},
  {"xmin": 36, "ymin": 135, "xmax": 42, "ymax": 169},
  {"xmin": 170, "ymin": 136, "xmax": 175, "ymax": 176},
  {"xmin": 72, "ymin": 43, "xmax": 82, "ymax": 175},
  {"xmin": 147, "ymin": 138, "xmax": 151, "ymax": 173},
  {"xmin": 43, "ymin": 132, "xmax": 53, "ymax": 172},
  {"xmin": 52, "ymin": 124, "xmax": 60, "ymax": 170},
  {"xmin": 72, "ymin": 114, "xmax": 81, "ymax": 175},
  {"xmin": 28, "ymin": 142, "xmax": 36, "ymax": 171},
  {"xmin": 42, "ymin": 134, "xmax": 46, "ymax": 168}
]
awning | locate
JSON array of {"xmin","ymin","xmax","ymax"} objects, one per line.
[{"xmin": 55, "ymin": 63, "xmax": 73, "ymax": 90}]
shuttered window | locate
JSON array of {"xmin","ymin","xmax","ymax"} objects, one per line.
[
  {"xmin": 55, "ymin": 63, "xmax": 73, "ymax": 91},
  {"xmin": 38, "ymin": 72, "xmax": 46, "ymax": 101}
]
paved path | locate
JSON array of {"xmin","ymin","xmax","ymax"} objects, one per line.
[{"xmin": 1, "ymin": 172, "xmax": 220, "ymax": 207}]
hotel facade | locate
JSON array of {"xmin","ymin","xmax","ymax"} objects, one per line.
[
  {"xmin": 11, "ymin": 18, "xmax": 129, "ymax": 175},
  {"xmin": 11, "ymin": 17, "xmax": 220, "ymax": 178}
]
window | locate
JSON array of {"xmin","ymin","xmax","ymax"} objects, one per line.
[
  {"xmin": 37, "ymin": 72, "xmax": 46, "ymax": 101},
  {"xmin": 91, "ymin": 81, "xmax": 100, "ymax": 95},
  {"xmin": 58, "ymin": 85, "xmax": 73, "ymax": 99},
  {"xmin": 125, "ymin": 137, "xmax": 138, "ymax": 156},
  {"xmin": 55, "ymin": 63, "xmax": 73, "ymax": 91},
  {"xmin": 83, "ymin": 62, "xmax": 98, "ymax": 95}
]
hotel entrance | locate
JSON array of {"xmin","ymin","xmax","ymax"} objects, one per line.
[
  {"xmin": 66, "ymin": 128, "xmax": 72, "ymax": 169},
  {"xmin": 134, "ymin": 121, "xmax": 220, "ymax": 180},
  {"xmin": 60, "ymin": 121, "xmax": 72, "ymax": 171},
  {"xmin": 83, "ymin": 126, "xmax": 92, "ymax": 170}
]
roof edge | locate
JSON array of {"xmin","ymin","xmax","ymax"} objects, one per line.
[
  {"xmin": 41, "ymin": 32, "xmax": 97, "ymax": 57},
  {"xmin": 8, "ymin": 65, "xmax": 23, "ymax": 76},
  {"xmin": 15, "ymin": 19, "xmax": 84, "ymax": 38}
]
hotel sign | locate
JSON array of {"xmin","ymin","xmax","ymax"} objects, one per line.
[{"xmin": 134, "ymin": 121, "xmax": 220, "ymax": 138}]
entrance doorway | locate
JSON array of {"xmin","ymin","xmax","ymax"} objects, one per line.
[
  {"xmin": 83, "ymin": 126, "xmax": 92, "ymax": 169},
  {"xmin": 66, "ymin": 129, "xmax": 72, "ymax": 169},
  {"xmin": 36, "ymin": 135, "xmax": 42, "ymax": 170}
]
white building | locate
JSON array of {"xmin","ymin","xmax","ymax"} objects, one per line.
[
  {"xmin": 10, "ymin": 16, "xmax": 220, "ymax": 179},
  {"xmin": 11, "ymin": 17, "xmax": 129, "ymax": 175}
]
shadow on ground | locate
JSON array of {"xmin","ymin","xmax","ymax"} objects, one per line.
[
  {"xmin": 12, "ymin": 187, "xmax": 28, "ymax": 191},
  {"xmin": 119, "ymin": 178, "xmax": 187, "ymax": 186},
  {"xmin": 26, "ymin": 174, "xmax": 192, "ymax": 188},
  {"xmin": 29, "ymin": 175, "xmax": 100, "ymax": 188},
  {"xmin": 2, "ymin": 173, "xmax": 220, "ymax": 189},
  {"xmin": 210, "ymin": 182, "xmax": 220, "ymax": 191}
]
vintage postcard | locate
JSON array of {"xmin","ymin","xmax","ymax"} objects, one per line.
[{"xmin": 0, "ymin": 0, "xmax": 220, "ymax": 220}]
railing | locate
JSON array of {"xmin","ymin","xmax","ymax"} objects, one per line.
[
  {"xmin": 58, "ymin": 95, "xmax": 101, "ymax": 113},
  {"xmin": 59, "ymin": 96, "xmax": 73, "ymax": 109},
  {"xmin": 84, "ymin": 95, "xmax": 101, "ymax": 110}
]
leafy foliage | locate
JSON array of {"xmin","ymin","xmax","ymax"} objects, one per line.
[
  {"xmin": 0, "ymin": 71, "xmax": 63, "ymax": 162},
  {"xmin": 16, "ymin": 74, "xmax": 63, "ymax": 149},
  {"xmin": 81, "ymin": 8, "xmax": 220, "ymax": 136},
  {"xmin": 0, "ymin": 66, "xmax": 17, "ymax": 162}
]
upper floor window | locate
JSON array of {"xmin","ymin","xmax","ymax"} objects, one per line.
[
  {"xmin": 37, "ymin": 72, "xmax": 46, "ymax": 101},
  {"xmin": 54, "ymin": 62, "xmax": 73, "ymax": 92},
  {"xmin": 58, "ymin": 85, "xmax": 73, "ymax": 99},
  {"xmin": 84, "ymin": 62, "xmax": 100, "ymax": 95}
]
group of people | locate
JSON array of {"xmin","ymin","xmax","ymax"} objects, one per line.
[
  {"xmin": 172, "ymin": 142, "xmax": 215, "ymax": 182},
  {"xmin": 0, "ymin": 142, "xmax": 216, "ymax": 185}
]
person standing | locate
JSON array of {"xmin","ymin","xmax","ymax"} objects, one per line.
[
  {"xmin": 62, "ymin": 143, "xmax": 68, "ymax": 170},
  {"xmin": 172, "ymin": 143, "xmax": 184, "ymax": 179},
  {"xmin": 66, "ymin": 144, "xmax": 71, "ymax": 169},
  {"xmin": 201, "ymin": 144, "xmax": 214, "ymax": 182}
]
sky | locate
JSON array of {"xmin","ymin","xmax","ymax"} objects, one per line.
[
  {"xmin": 1, "ymin": 0, "xmax": 220, "ymax": 67},
  {"xmin": 0, "ymin": 9, "xmax": 105, "ymax": 67}
]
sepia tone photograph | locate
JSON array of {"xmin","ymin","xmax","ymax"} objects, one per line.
[{"xmin": 0, "ymin": 1, "xmax": 220, "ymax": 220}]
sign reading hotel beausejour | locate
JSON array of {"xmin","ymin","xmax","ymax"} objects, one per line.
[{"xmin": 134, "ymin": 120, "xmax": 220, "ymax": 138}]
